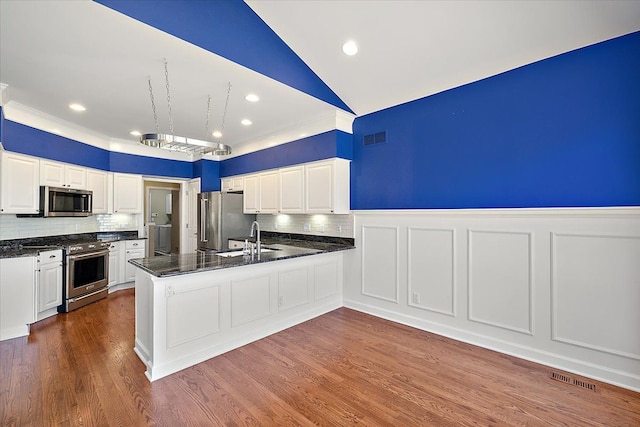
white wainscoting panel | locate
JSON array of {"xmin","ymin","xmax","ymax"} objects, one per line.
[
  {"xmin": 278, "ymin": 268, "xmax": 310, "ymax": 312},
  {"xmin": 552, "ymin": 233, "xmax": 640, "ymax": 360},
  {"xmin": 361, "ymin": 225, "xmax": 399, "ymax": 303},
  {"xmin": 468, "ymin": 230, "xmax": 533, "ymax": 335},
  {"xmin": 231, "ymin": 275, "xmax": 271, "ymax": 327},
  {"xmin": 407, "ymin": 227, "xmax": 455, "ymax": 316},
  {"xmin": 314, "ymin": 261, "xmax": 339, "ymax": 301},
  {"xmin": 166, "ymin": 283, "xmax": 220, "ymax": 348}
]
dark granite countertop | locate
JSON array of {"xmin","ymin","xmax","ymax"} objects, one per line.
[
  {"xmin": 129, "ymin": 238, "xmax": 355, "ymax": 278},
  {"xmin": 0, "ymin": 231, "xmax": 142, "ymax": 258}
]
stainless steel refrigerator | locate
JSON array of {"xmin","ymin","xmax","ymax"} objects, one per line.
[{"xmin": 197, "ymin": 192, "xmax": 256, "ymax": 252}]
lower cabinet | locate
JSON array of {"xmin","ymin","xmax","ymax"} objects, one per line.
[
  {"xmin": 108, "ymin": 242, "xmax": 122, "ymax": 287},
  {"xmin": 125, "ymin": 240, "xmax": 146, "ymax": 283},
  {"xmin": 0, "ymin": 256, "xmax": 36, "ymax": 341},
  {"xmin": 37, "ymin": 249, "xmax": 63, "ymax": 318},
  {"xmin": 109, "ymin": 239, "xmax": 146, "ymax": 289}
]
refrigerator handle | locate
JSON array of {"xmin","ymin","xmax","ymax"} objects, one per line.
[{"xmin": 200, "ymin": 198, "xmax": 208, "ymax": 242}]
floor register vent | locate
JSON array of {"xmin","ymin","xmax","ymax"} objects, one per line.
[{"xmin": 549, "ymin": 371, "xmax": 597, "ymax": 392}]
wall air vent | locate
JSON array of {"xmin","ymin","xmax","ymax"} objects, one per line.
[{"xmin": 363, "ymin": 131, "xmax": 387, "ymax": 146}]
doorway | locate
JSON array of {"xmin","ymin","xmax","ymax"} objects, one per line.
[{"xmin": 144, "ymin": 180, "xmax": 181, "ymax": 256}]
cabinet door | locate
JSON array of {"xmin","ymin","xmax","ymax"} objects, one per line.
[
  {"xmin": 0, "ymin": 152, "xmax": 40, "ymax": 214},
  {"xmin": 243, "ymin": 175, "xmax": 259, "ymax": 213},
  {"xmin": 232, "ymin": 177, "xmax": 244, "ymax": 192},
  {"xmin": 87, "ymin": 169, "xmax": 109, "ymax": 214},
  {"xmin": 221, "ymin": 178, "xmax": 233, "ymax": 192},
  {"xmin": 259, "ymin": 171, "xmax": 279, "ymax": 214},
  {"xmin": 38, "ymin": 261, "xmax": 63, "ymax": 312},
  {"xmin": 108, "ymin": 243, "xmax": 121, "ymax": 287},
  {"xmin": 125, "ymin": 248, "xmax": 145, "ymax": 282},
  {"xmin": 305, "ymin": 161, "xmax": 334, "ymax": 213},
  {"xmin": 279, "ymin": 166, "xmax": 304, "ymax": 213},
  {"xmin": 40, "ymin": 160, "xmax": 66, "ymax": 187},
  {"xmin": 113, "ymin": 173, "xmax": 142, "ymax": 213},
  {"xmin": 0, "ymin": 257, "xmax": 36, "ymax": 340},
  {"xmin": 65, "ymin": 165, "xmax": 87, "ymax": 189}
]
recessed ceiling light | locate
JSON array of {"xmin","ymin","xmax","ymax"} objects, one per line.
[
  {"xmin": 342, "ymin": 40, "xmax": 358, "ymax": 56},
  {"xmin": 130, "ymin": 130, "xmax": 141, "ymax": 137},
  {"xmin": 245, "ymin": 94, "xmax": 259, "ymax": 102},
  {"xmin": 212, "ymin": 130, "xmax": 222, "ymax": 138},
  {"xmin": 69, "ymin": 103, "xmax": 86, "ymax": 112},
  {"xmin": 241, "ymin": 119, "xmax": 252, "ymax": 126}
]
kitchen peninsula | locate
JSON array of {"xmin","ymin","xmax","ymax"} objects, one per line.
[{"xmin": 129, "ymin": 235, "xmax": 354, "ymax": 381}]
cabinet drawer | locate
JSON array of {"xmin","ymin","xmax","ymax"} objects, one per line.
[
  {"xmin": 38, "ymin": 249, "xmax": 63, "ymax": 264},
  {"xmin": 125, "ymin": 240, "xmax": 145, "ymax": 250}
]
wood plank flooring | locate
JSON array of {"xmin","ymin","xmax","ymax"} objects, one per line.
[{"xmin": 1, "ymin": 288, "xmax": 639, "ymax": 426}]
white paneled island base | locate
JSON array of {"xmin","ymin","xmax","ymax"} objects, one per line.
[{"xmin": 133, "ymin": 252, "xmax": 343, "ymax": 381}]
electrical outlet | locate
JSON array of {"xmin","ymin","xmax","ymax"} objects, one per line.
[
  {"xmin": 303, "ymin": 223, "xmax": 311, "ymax": 232},
  {"xmin": 273, "ymin": 222, "xmax": 278, "ymax": 230},
  {"xmin": 337, "ymin": 225, "xmax": 342, "ymax": 233},
  {"xmin": 278, "ymin": 296, "xmax": 283, "ymax": 307},
  {"xmin": 319, "ymin": 224, "xmax": 325, "ymax": 233},
  {"xmin": 412, "ymin": 292, "xmax": 420, "ymax": 305}
]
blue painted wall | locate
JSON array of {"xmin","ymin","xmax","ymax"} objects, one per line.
[
  {"xmin": 95, "ymin": 0, "xmax": 352, "ymax": 114},
  {"xmin": 2, "ymin": 120, "xmax": 110, "ymax": 170},
  {"xmin": 351, "ymin": 32, "xmax": 640, "ymax": 209},
  {"xmin": 193, "ymin": 159, "xmax": 221, "ymax": 192},
  {"xmin": 220, "ymin": 130, "xmax": 352, "ymax": 177},
  {"xmin": 109, "ymin": 152, "xmax": 192, "ymax": 178}
]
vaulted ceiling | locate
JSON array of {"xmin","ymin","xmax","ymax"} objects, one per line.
[{"xmin": 1, "ymin": 0, "xmax": 638, "ymax": 158}]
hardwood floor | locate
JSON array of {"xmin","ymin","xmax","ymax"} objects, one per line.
[{"xmin": 1, "ymin": 289, "xmax": 639, "ymax": 426}]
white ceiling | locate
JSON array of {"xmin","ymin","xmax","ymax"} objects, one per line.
[{"xmin": 1, "ymin": 0, "xmax": 639, "ymax": 158}]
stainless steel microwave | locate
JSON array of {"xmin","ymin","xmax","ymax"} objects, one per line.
[{"xmin": 40, "ymin": 186, "xmax": 93, "ymax": 217}]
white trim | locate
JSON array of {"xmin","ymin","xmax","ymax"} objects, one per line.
[{"xmin": 352, "ymin": 207, "xmax": 640, "ymax": 217}]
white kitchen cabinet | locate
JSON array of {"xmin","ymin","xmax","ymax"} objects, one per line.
[
  {"xmin": 87, "ymin": 169, "xmax": 109, "ymax": 214},
  {"xmin": 305, "ymin": 159, "xmax": 350, "ymax": 214},
  {"xmin": 113, "ymin": 173, "xmax": 143, "ymax": 214},
  {"xmin": 242, "ymin": 171, "xmax": 278, "ymax": 214},
  {"xmin": 124, "ymin": 240, "xmax": 146, "ymax": 282},
  {"xmin": 37, "ymin": 249, "xmax": 63, "ymax": 317},
  {"xmin": 243, "ymin": 174, "xmax": 259, "ymax": 213},
  {"xmin": 258, "ymin": 171, "xmax": 279, "ymax": 214},
  {"xmin": 40, "ymin": 160, "xmax": 87, "ymax": 189},
  {"xmin": 0, "ymin": 151, "xmax": 40, "ymax": 215},
  {"xmin": 108, "ymin": 241, "xmax": 122, "ymax": 287},
  {"xmin": 221, "ymin": 176, "xmax": 244, "ymax": 193},
  {"xmin": 279, "ymin": 165, "xmax": 304, "ymax": 213},
  {"xmin": 0, "ymin": 256, "xmax": 36, "ymax": 341}
]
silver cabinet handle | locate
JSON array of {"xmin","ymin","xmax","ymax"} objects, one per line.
[{"xmin": 200, "ymin": 198, "xmax": 208, "ymax": 242}]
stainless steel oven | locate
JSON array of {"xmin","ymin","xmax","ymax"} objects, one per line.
[{"xmin": 62, "ymin": 241, "xmax": 110, "ymax": 312}]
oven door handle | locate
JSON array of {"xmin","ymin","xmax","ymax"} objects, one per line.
[{"xmin": 67, "ymin": 250, "xmax": 109, "ymax": 260}]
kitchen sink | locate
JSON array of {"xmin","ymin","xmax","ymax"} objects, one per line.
[{"xmin": 215, "ymin": 248, "xmax": 275, "ymax": 257}]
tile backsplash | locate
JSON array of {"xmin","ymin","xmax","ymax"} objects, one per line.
[
  {"xmin": 256, "ymin": 213, "xmax": 353, "ymax": 238},
  {"xmin": 0, "ymin": 214, "xmax": 140, "ymax": 240}
]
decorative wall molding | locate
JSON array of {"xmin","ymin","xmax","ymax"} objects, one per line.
[
  {"xmin": 407, "ymin": 227, "xmax": 456, "ymax": 316},
  {"xmin": 468, "ymin": 229, "xmax": 533, "ymax": 335},
  {"xmin": 361, "ymin": 225, "xmax": 399, "ymax": 303},
  {"xmin": 551, "ymin": 232, "xmax": 640, "ymax": 360}
]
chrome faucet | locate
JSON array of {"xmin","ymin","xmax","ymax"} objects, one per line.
[{"xmin": 249, "ymin": 221, "xmax": 261, "ymax": 255}]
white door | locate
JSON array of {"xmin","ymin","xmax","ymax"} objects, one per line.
[{"xmin": 185, "ymin": 178, "xmax": 200, "ymax": 254}]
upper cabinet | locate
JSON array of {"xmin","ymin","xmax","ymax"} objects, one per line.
[
  {"xmin": 258, "ymin": 171, "xmax": 279, "ymax": 214},
  {"xmin": 237, "ymin": 158, "xmax": 350, "ymax": 215},
  {"xmin": 279, "ymin": 165, "xmax": 304, "ymax": 213},
  {"xmin": 305, "ymin": 159, "xmax": 350, "ymax": 214},
  {"xmin": 113, "ymin": 173, "xmax": 142, "ymax": 214},
  {"xmin": 40, "ymin": 160, "xmax": 87, "ymax": 189},
  {"xmin": 0, "ymin": 151, "xmax": 40, "ymax": 215},
  {"xmin": 222, "ymin": 176, "xmax": 244, "ymax": 193},
  {"xmin": 86, "ymin": 169, "xmax": 110, "ymax": 214}
]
